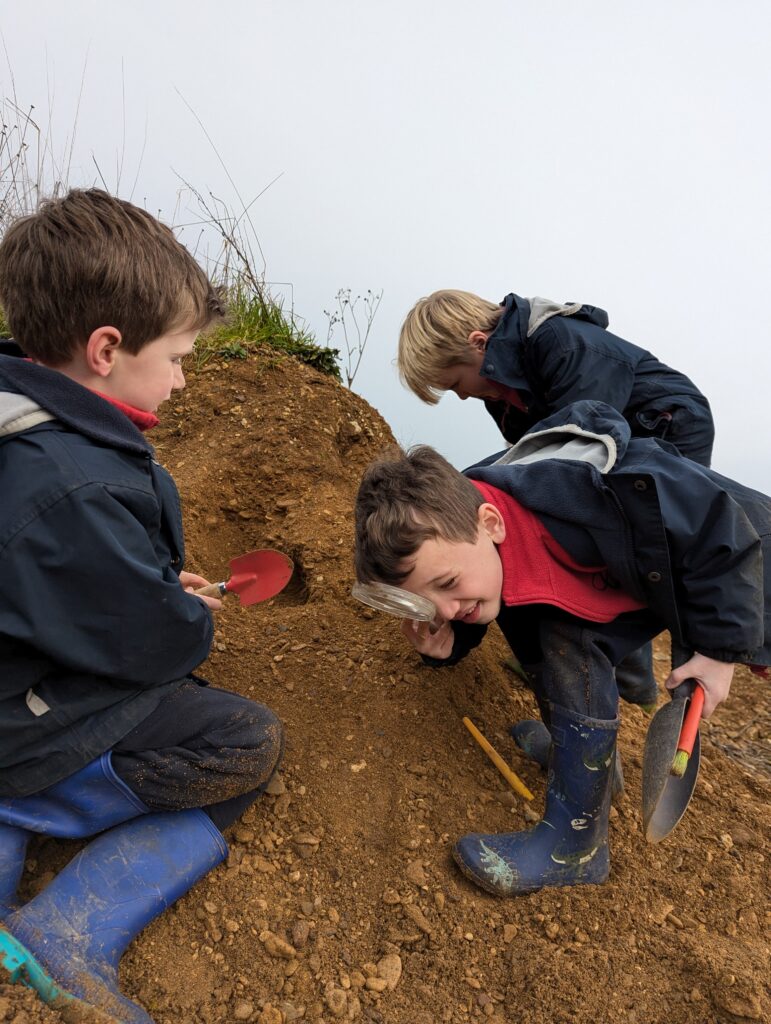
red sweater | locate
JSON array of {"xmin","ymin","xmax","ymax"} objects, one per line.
[{"xmin": 471, "ymin": 479, "xmax": 645, "ymax": 623}]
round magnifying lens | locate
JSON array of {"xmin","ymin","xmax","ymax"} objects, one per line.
[{"xmin": 351, "ymin": 581, "xmax": 438, "ymax": 623}]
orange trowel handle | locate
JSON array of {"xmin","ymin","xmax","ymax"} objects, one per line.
[{"xmin": 676, "ymin": 684, "xmax": 704, "ymax": 758}]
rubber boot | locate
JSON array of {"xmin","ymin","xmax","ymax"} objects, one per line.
[
  {"xmin": 455, "ymin": 705, "xmax": 618, "ymax": 896},
  {"xmin": 510, "ymin": 719, "xmax": 626, "ymax": 800},
  {"xmin": 0, "ymin": 752, "xmax": 148, "ymax": 918},
  {"xmin": 0, "ymin": 825, "xmax": 28, "ymax": 918},
  {"xmin": 0, "ymin": 809, "xmax": 227, "ymax": 1024}
]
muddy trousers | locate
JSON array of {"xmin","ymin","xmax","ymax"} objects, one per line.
[
  {"xmin": 496, "ymin": 605, "xmax": 665, "ymax": 721},
  {"xmin": 110, "ymin": 680, "xmax": 284, "ymax": 832}
]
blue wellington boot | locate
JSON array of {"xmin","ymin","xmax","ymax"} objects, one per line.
[
  {"xmin": 509, "ymin": 718, "xmax": 625, "ymax": 800},
  {"xmin": 0, "ymin": 752, "xmax": 149, "ymax": 918},
  {"xmin": 456, "ymin": 705, "xmax": 618, "ymax": 896},
  {"xmin": 0, "ymin": 825, "xmax": 28, "ymax": 918},
  {"xmin": 0, "ymin": 809, "xmax": 228, "ymax": 1024}
]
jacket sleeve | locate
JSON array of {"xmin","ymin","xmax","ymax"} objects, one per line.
[
  {"xmin": 529, "ymin": 322, "xmax": 637, "ymax": 413},
  {"xmin": 0, "ymin": 481, "xmax": 213, "ymax": 685},
  {"xmin": 421, "ymin": 622, "xmax": 488, "ymax": 668},
  {"xmin": 636, "ymin": 460, "xmax": 767, "ymax": 663}
]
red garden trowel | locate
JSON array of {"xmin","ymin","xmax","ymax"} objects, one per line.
[
  {"xmin": 194, "ymin": 549, "xmax": 294, "ymax": 607},
  {"xmin": 642, "ymin": 679, "xmax": 704, "ymax": 843}
]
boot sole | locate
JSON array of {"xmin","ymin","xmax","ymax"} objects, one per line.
[{"xmin": 0, "ymin": 930, "xmax": 124, "ymax": 1024}]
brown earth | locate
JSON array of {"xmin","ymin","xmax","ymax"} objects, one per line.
[{"xmin": 4, "ymin": 351, "xmax": 770, "ymax": 1024}]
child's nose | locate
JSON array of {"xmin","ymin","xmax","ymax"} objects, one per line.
[{"xmin": 435, "ymin": 597, "xmax": 460, "ymax": 621}]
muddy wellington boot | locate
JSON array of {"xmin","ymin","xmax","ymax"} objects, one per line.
[
  {"xmin": 510, "ymin": 718, "xmax": 626, "ymax": 800},
  {"xmin": 455, "ymin": 705, "xmax": 618, "ymax": 896},
  {"xmin": 0, "ymin": 809, "xmax": 227, "ymax": 1023},
  {"xmin": 0, "ymin": 752, "xmax": 149, "ymax": 918}
]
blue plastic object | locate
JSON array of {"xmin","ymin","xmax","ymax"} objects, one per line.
[
  {"xmin": 456, "ymin": 705, "xmax": 618, "ymax": 895},
  {"xmin": 0, "ymin": 825, "xmax": 28, "ymax": 918},
  {"xmin": 0, "ymin": 809, "xmax": 227, "ymax": 1023}
]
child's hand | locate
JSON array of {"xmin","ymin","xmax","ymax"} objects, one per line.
[
  {"xmin": 665, "ymin": 653, "xmax": 734, "ymax": 718},
  {"xmin": 401, "ymin": 617, "xmax": 454, "ymax": 660},
  {"xmin": 179, "ymin": 571, "xmax": 223, "ymax": 611}
]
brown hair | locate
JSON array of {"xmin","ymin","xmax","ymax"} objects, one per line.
[
  {"xmin": 0, "ymin": 188, "xmax": 225, "ymax": 364},
  {"xmin": 354, "ymin": 445, "xmax": 484, "ymax": 584},
  {"xmin": 398, "ymin": 290, "xmax": 503, "ymax": 404}
]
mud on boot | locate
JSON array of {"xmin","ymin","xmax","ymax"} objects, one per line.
[
  {"xmin": 456, "ymin": 705, "xmax": 618, "ymax": 896},
  {"xmin": 510, "ymin": 717, "xmax": 626, "ymax": 800},
  {"xmin": 0, "ymin": 809, "xmax": 227, "ymax": 1023}
]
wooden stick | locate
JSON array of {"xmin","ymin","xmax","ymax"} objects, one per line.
[{"xmin": 462, "ymin": 716, "xmax": 535, "ymax": 802}]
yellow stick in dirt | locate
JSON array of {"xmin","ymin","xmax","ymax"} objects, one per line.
[{"xmin": 462, "ymin": 716, "xmax": 535, "ymax": 802}]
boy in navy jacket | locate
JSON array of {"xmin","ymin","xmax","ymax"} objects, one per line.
[
  {"xmin": 398, "ymin": 289, "xmax": 717, "ymax": 754},
  {"xmin": 354, "ymin": 402, "xmax": 769, "ymax": 896},
  {"xmin": 0, "ymin": 190, "xmax": 283, "ymax": 1023}
]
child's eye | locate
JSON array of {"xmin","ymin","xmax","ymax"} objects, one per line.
[{"xmin": 439, "ymin": 576, "xmax": 457, "ymax": 590}]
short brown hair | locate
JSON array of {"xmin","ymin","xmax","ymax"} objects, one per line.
[
  {"xmin": 398, "ymin": 290, "xmax": 503, "ymax": 404},
  {"xmin": 354, "ymin": 445, "xmax": 484, "ymax": 584},
  {"xmin": 0, "ymin": 188, "xmax": 225, "ymax": 364}
]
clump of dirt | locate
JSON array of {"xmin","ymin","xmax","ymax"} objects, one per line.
[{"xmin": 5, "ymin": 351, "xmax": 770, "ymax": 1024}]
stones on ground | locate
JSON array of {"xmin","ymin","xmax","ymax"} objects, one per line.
[
  {"xmin": 403, "ymin": 903, "xmax": 432, "ymax": 934},
  {"xmin": 405, "ymin": 860, "xmax": 428, "ymax": 886},
  {"xmin": 292, "ymin": 918, "xmax": 311, "ymax": 949},
  {"xmin": 233, "ymin": 1000, "xmax": 254, "ymax": 1020},
  {"xmin": 260, "ymin": 930, "xmax": 297, "ymax": 959},
  {"xmin": 324, "ymin": 982, "xmax": 348, "ymax": 1017},
  {"xmin": 376, "ymin": 953, "xmax": 402, "ymax": 990},
  {"xmin": 258, "ymin": 1005, "xmax": 284, "ymax": 1024}
]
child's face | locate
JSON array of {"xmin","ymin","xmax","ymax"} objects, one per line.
[
  {"xmin": 434, "ymin": 351, "xmax": 502, "ymax": 402},
  {"xmin": 108, "ymin": 328, "xmax": 198, "ymax": 412},
  {"xmin": 398, "ymin": 504, "xmax": 505, "ymax": 626}
]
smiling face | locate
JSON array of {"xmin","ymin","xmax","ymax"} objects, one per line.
[
  {"xmin": 106, "ymin": 327, "xmax": 198, "ymax": 412},
  {"xmin": 398, "ymin": 503, "xmax": 506, "ymax": 625}
]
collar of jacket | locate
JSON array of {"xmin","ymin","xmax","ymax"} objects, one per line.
[
  {"xmin": 0, "ymin": 346, "xmax": 154, "ymax": 456},
  {"xmin": 480, "ymin": 293, "xmax": 610, "ymax": 395}
]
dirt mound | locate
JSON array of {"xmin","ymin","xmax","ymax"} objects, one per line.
[{"xmin": 7, "ymin": 352, "xmax": 771, "ymax": 1024}]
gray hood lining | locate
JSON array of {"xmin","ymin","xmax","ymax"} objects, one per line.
[{"xmin": 492, "ymin": 423, "xmax": 618, "ymax": 474}]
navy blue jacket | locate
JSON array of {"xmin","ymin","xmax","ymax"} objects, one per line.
[
  {"xmin": 447, "ymin": 402, "xmax": 770, "ymax": 669},
  {"xmin": 480, "ymin": 295, "xmax": 714, "ymax": 463},
  {"xmin": 0, "ymin": 346, "xmax": 213, "ymax": 796}
]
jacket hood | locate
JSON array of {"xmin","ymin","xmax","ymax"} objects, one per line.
[
  {"xmin": 0, "ymin": 343, "xmax": 152, "ymax": 455},
  {"xmin": 491, "ymin": 400, "xmax": 630, "ymax": 473},
  {"xmin": 482, "ymin": 293, "xmax": 610, "ymax": 392}
]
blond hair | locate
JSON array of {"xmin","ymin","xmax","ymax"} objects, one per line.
[{"xmin": 397, "ymin": 289, "xmax": 503, "ymax": 404}]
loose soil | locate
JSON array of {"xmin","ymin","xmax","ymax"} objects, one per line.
[{"xmin": 5, "ymin": 352, "xmax": 769, "ymax": 1024}]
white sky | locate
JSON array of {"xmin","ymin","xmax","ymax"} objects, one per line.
[{"xmin": 3, "ymin": 0, "xmax": 770, "ymax": 491}]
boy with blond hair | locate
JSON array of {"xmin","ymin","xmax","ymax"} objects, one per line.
[
  {"xmin": 399, "ymin": 288, "xmax": 716, "ymax": 746},
  {"xmin": 354, "ymin": 401, "xmax": 770, "ymax": 896},
  {"xmin": 0, "ymin": 189, "xmax": 283, "ymax": 1023}
]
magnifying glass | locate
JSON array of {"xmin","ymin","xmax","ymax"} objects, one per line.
[{"xmin": 351, "ymin": 581, "xmax": 444, "ymax": 634}]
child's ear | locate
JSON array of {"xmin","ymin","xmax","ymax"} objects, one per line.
[
  {"xmin": 85, "ymin": 326, "xmax": 123, "ymax": 378},
  {"xmin": 478, "ymin": 502, "xmax": 506, "ymax": 543},
  {"xmin": 467, "ymin": 330, "xmax": 489, "ymax": 354}
]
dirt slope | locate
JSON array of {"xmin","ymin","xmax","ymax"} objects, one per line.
[{"xmin": 5, "ymin": 351, "xmax": 770, "ymax": 1024}]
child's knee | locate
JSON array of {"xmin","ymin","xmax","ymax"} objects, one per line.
[{"xmin": 236, "ymin": 701, "xmax": 284, "ymax": 785}]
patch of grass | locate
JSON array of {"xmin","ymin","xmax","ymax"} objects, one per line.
[{"xmin": 196, "ymin": 281, "xmax": 341, "ymax": 379}]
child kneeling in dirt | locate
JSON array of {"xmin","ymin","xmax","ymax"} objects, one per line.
[
  {"xmin": 353, "ymin": 401, "xmax": 770, "ymax": 896},
  {"xmin": 0, "ymin": 190, "xmax": 283, "ymax": 1022}
]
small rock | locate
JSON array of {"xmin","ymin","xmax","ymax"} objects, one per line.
[
  {"xmin": 503, "ymin": 924, "xmax": 518, "ymax": 943},
  {"xmin": 258, "ymin": 1004, "xmax": 284, "ymax": 1024},
  {"xmin": 434, "ymin": 891, "xmax": 446, "ymax": 912},
  {"xmin": 265, "ymin": 775, "xmax": 287, "ymax": 796},
  {"xmin": 523, "ymin": 804, "xmax": 540, "ymax": 823},
  {"xmin": 324, "ymin": 983, "xmax": 348, "ymax": 1017},
  {"xmin": 233, "ymin": 1000, "xmax": 254, "ymax": 1020},
  {"xmin": 365, "ymin": 977, "xmax": 388, "ymax": 992},
  {"xmin": 377, "ymin": 953, "xmax": 402, "ymax": 990},
  {"xmin": 260, "ymin": 930, "xmax": 297, "ymax": 959},
  {"xmin": 544, "ymin": 921, "xmax": 560, "ymax": 940},
  {"xmin": 403, "ymin": 903, "xmax": 432, "ymax": 934},
  {"xmin": 292, "ymin": 919, "xmax": 311, "ymax": 949},
  {"xmin": 405, "ymin": 861, "xmax": 428, "ymax": 886}
]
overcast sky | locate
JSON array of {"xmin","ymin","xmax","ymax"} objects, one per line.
[{"xmin": 3, "ymin": 1, "xmax": 770, "ymax": 491}]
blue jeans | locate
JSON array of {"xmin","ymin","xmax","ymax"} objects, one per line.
[{"xmin": 496, "ymin": 605, "xmax": 664, "ymax": 721}]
